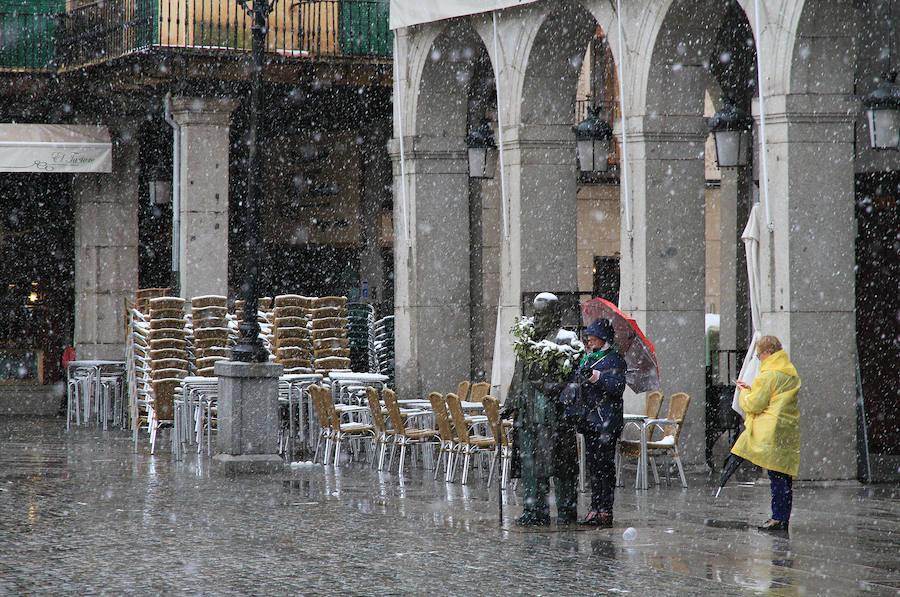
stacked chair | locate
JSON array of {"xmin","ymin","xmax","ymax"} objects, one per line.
[
  {"xmin": 147, "ymin": 296, "xmax": 190, "ymax": 454},
  {"xmin": 190, "ymin": 295, "xmax": 231, "ymax": 376},
  {"xmin": 257, "ymin": 297, "xmax": 274, "ymax": 356},
  {"xmin": 125, "ymin": 298, "xmax": 153, "ymax": 450},
  {"xmin": 134, "ymin": 287, "xmax": 169, "ymax": 314},
  {"xmin": 346, "ymin": 302, "xmax": 375, "ymax": 372},
  {"xmin": 373, "ymin": 315, "xmax": 394, "ymax": 385},
  {"xmin": 272, "ymin": 295, "xmax": 314, "ymax": 374},
  {"xmin": 310, "ymin": 296, "xmax": 351, "ymax": 374}
]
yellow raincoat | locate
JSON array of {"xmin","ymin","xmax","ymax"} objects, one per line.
[{"xmin": 731, "ymin": 349, "xmax": 801, "ymax": 476}]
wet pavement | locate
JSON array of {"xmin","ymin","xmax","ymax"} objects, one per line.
[{"xmin": 1, "ymin": 416, "xmax": 898, "ymax": 596}]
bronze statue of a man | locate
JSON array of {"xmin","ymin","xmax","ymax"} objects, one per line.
[{"xmin": 506, "ymin": 293, "xmax": 579, "ymax": 526}]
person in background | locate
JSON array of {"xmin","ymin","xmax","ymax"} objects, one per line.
[
  {"xmin": 733, "ymin": 335, "xmax": 801, "ymax": 533},
  {"xmin": 567, "ymin": 318, "xmax": 626, "ymax": 527}
]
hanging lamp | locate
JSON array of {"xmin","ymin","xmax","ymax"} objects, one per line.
[
  {"xmin": 466, "ymin": 118, "xmax": 497, "ymax": 179},
  {"xmin": 573, "ymin": 107, "xmax": 614, "ymax": 173},
  {"xmin": 708, "ymin": 98, "xmax": 752, "ymax": 168}
]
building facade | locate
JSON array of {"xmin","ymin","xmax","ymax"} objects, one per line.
[
  {"xmin": 0, "ymin": 0, "xmax": 394, "ymax": 411},
  {"xmin": 389, "ymin": 0, "xmax": 899, "ymax": 480}
]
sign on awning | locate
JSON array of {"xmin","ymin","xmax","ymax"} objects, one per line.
[
  {"xmin": 389, "ymin": 0, "xmax": 539, "ymax": 30},
  {"xmin": 0, "ymin": 124, "xmax": 112, "ymax": 173}
]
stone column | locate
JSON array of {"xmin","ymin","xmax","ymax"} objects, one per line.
[
  {"xmin": 718, "ymin": 167, "xmax": 750, "ymax": 353},
  {"xmin": 213, "ymin": 360, "xmax": 283, "ymax": 473},
  {"xmin": 73, "ymin": 121, "xmax": 139, "ymax": 361},
  {"xmin": 756, "ymin": 95, "xmax": 857, "ymax": 479},
  {"xmin": 619, "ymin": 121, "xmax": 709, "ymax": 464},
  {"xmin": 169, "ymin": 97, "xmax": 236, "ymax": 300},
  {"xmin": 359, "ymin": 124, "xmax": 389, "ymax": 308},
  {"xmin": 389, "ymin": 135, "xmax": 471, "ymax": 399},
  {"xmin": 490, "ymin": 130, "xmax": 579, "ymax": 400}
]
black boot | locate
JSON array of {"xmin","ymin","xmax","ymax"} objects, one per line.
[
  {"xmin": 556, "ymin": 509, "xmax": 578, "ymax": 526},
  {"xmin": 515, "ymin": 511, "xmax": 551, "ymax": 526}
]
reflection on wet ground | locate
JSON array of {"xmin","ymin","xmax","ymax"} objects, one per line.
[{"xmin": 1, "ymin": 416, "xmax": 899, "ymax": 595}]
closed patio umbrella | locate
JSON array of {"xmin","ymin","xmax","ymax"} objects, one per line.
[
  {"xmin": 715, "ymin": 453, "xmax": 747, "ymax": 498},
  {"xmin": 732, "ymin": 204, "xmax": 763, "ymax": 418}
]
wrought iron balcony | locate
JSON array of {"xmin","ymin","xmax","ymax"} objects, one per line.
[{"xmin": 1, "ymin": 0, "xmax": 391, "ymax": 72}]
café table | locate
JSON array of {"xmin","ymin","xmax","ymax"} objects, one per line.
[
  {"xmin": 66, "ymin": 360, "xmax": 126, "ymax": 430},
  {"xmin": 623, "ymin": 413, "xmax": 651, "ymax": 490},
  {"xmin": 279, "ymin": 373, "xmax": 322, "ymax": 457}
]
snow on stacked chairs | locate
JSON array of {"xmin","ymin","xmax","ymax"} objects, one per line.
[
  {"xmin": 147, "ymin": 296, "xmax": 190, "ymax": 453},
  {"xmin": 346, "ymin": 302, "xmax": 375, "ymax": 373},
  {"xmin": 190, "ymin": 295, "xmax": 231, "ymax": 376},
  {"xmin": 257, "ymin": 297, "xmax": 274, "ymax": 356},
  {"xmin": 125, "ymin": 290, "xmax": 159, "ymax": 448},
  {"xmin": 272, "ymin": 295, "xmax": 314, "ymax": 374},
  {"xmin": 373, "ymin": 315, "xmax": 395, "ymax": 386},
  {"xmin": 310, "ymin": 296, "xmax": 351, "ymax": 374}
]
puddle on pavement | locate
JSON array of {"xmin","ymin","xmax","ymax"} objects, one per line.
[{"xmin": 703, "ymin": 518, "xmax": 750, "ymax": 530}]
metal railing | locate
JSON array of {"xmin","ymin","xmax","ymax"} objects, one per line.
[
  {"xmin": 54, "ymin": 0, "xmax": 154, "ymax": 70},
  {"xmin": 0, "ymin": 5, "xmax": 60, "ymax": 71},
  {"xmin": 3, "ymin": 0, "xmax": 391, "ymax": 72}
]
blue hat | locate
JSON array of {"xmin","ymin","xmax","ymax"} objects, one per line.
[{"xmin": 584, "ymin": 318, "xmax": 615, "ymax": 343}]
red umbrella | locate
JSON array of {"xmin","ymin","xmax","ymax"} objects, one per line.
[{"xmin": 581, "ymin": 298, "xmax": 660, "ymax": 393}]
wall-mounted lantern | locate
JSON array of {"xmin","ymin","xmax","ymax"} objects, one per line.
[
  {"xmin": 573, "ymin": 107, "xmax": 614, "ymax": 173},
  {"xmin": 707, "ymin": 98, "xmax": 752, "ymax": 168},
  {"xmin": 466, "ymin": 118, "xmax": 497, "ymax": 179}
]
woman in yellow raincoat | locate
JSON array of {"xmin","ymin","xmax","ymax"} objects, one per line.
[{"xmin": 733, "ymin": 335, "xmax": 801, "ymax": 533}]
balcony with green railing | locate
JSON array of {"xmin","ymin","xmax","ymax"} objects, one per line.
[{"xmin": 0, "ymin": 0, "xmax": 391, "ymax": 72}]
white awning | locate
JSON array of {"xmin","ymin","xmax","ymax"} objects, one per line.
[
  {"xmin": 0, "ymin": 124, "xmax": 112, "ymax": 173},
  {"xmin": 389, "ymin": 0, "xmax": 539, "ymax": 30}
]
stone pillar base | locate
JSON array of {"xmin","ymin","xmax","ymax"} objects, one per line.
[
  {"xmin": 213, "ymin": 360, "xmax": 283, "ymax": 473},
  {"xmin": 212, "ymin": 453, "xmax": 284, "ymax": 474}
]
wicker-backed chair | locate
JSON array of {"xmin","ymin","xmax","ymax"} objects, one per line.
[
  {"xmin": 383, "ymin": 389, "xmax": 437, "ymax": 474},
  {"xmin": 428, "ymin": 392, "xmax": 459, "ymax": 482},
  {"xmin": 617, "ymin": 392, "xmax": 691, "ymax": 488},
  {"xmin": 482, "ymin": 395, "xmax": 512, "ymax": 488},
  {"xmin": 365, "ymin": 386, "xmax": 397, "ymax": 471},
  {"xmin": 445, "ymin": 392, "xmax": 495, "ymax": 484},
  {"xmin": 468, "ymin": 382, "xmax": 491, "ymax": 403}
]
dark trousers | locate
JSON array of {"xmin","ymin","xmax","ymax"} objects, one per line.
[
  {"xmin": 768, "ymin": 469, "xmax": 793, "ymax": 521},
  {"xmin": 583, "ymin": 431, "xmax": 618, "ymax": 514}
]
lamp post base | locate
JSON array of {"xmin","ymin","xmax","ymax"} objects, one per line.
[
  {"xmin": 213, "ymin": 360, "xmax": 284, "ymax": 473},
  {"xmin": 212, "ymin": 453, "xmax": 284, "ymax": 474}
]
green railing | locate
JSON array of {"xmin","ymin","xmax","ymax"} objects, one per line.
[
  {"xmin": 47, "ymin": 0, "xmax": 391, "ymax": 71},
  {"xmin": 0, "ymin": 0, "xmax": 64, "ymax": 71}
]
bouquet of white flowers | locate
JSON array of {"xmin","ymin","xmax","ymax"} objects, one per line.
[{"xmin": 510, "ymin": 316, "xmax": 585, "ymax": 383}]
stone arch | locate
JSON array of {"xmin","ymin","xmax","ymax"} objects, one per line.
[
  {"xmin": 513, "ymin": 1, "xmax": 597, "ymax": 292},
  {"xmin": 394, "ymin": 20, "xmax": 495, "ymax": 396},
  {"xmin": 772, "ymin": 0, "xmax": 859, "ymax": 479},
  {"xmin": 622, "ymin": 0, "xmax": 744, "ymax": 463},
  {"xmin": 414, "ymin": 22, "xmax": 489, "ymax": 140}
]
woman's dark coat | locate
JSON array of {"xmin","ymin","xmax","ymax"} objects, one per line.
[{"xmin": 561, "ymin": 351, "xmax": 627, "ymax": 442}]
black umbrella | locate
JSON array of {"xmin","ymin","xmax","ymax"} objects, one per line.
[{"xmin": 715, "ymin": 453, "xmax": 747, "ymax": 498}]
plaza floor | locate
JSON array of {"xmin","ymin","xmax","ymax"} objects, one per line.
[{"xmin": 1, "ymin": 416, "xmax": 898, "ymax": 596}]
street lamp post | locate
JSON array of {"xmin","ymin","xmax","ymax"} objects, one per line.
[
  {"xmin": 232, "ymin": 0, "xmax": 275, "ymax": 363},
  {"xmin": 212, "ymin": 0, "xmax": 283, "ymax": 473}
]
